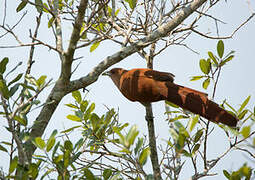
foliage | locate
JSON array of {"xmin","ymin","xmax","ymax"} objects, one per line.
[
  {"xmin": 164, "ymin": 41, "xmax": 255, "ymax": 179},
  {"xmin": 0, "ymin": 0, "xmax": 255, "ymax": 179}
]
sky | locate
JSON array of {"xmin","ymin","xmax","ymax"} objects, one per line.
[{"xmin": 0, "ymin": 0, "xmax": 255, "ymax": 179}]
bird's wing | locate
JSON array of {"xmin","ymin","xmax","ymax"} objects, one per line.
[
  {"xmin": 142, "ymin": 69, "xmax": 208, "ymax": 97},
  {"xmin": 143, "ymin": 70, "xmax": 175, "ymax": 82}
]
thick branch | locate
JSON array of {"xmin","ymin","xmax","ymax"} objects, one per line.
[
  {"xmin": 62, "ymin": 0, "xmax": 88, "ymax": 81},
  {"xmin": 67, "ymin": 0, "xmax": 208, "ymax": 92},
  {"xmin": 24, "ymin": 0, "xmax": 89, "ymax": 161}
]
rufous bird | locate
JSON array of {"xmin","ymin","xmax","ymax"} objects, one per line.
[{"xmin": 102, "ymin": 68, "xmax": 238, "ymax": 127}]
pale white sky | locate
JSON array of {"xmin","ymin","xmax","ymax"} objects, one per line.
[{"xmin": 0, "ymin": 0, "xmax": 255, "ymax": 179}]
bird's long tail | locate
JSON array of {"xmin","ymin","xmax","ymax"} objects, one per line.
[{"xmin": 163, "ymin": 82, "xmax": 238, "ymax": 127}]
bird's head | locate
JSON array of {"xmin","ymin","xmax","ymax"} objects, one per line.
[
  {"xmin": 102, "ymin": 68, "xmax": 126, "ymax": 77},
  {"xmin": 102, "ymin": 68, "xmax": 127, "ymax": 87}
]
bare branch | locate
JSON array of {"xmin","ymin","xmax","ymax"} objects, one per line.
[
  {"xmin": 0, "ymin": 11, "xmax": 27, "ymax": 42},
  {"xmin": 191, "ymin": 13, "xmax": 255, "ymax": 39}
]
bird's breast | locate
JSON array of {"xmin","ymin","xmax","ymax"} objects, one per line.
[{"xmin": 118, "ymin": 76, "xmax": 165, "ymax": 103}]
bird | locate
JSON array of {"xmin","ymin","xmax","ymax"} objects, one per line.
[{"xmin": 102, "ymin": 68, "xmax": 238, "ymax": 127}]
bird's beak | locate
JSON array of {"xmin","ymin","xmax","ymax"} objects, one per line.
[{"xmin": 102, "ymin": 71, "xmax": 111, "ymax": 76}]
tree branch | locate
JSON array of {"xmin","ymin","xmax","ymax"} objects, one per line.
[
  {"xmin": 24, "ymin": 0, "xmax": 89, "ymax": 161},
  {"xmin": 24, "ymin": 0, "xmax": 207, "ymax": 162},
  {"xmin": 68, "ymin": 0, "xmax": 208, "ymax": 92},
  {"xmin": 145, "ymin": 104, "xmax": 162, "ymax": 180}
]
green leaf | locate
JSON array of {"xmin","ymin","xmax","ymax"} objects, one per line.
[
  {"xmin": 81, "ymin": 31, "xmax": 87, "ymax": 39},
  {"xmin": 192, "ymin": 144, "xmax": 200, "ymax": 155},
  {"xmin": 36, "ymin": 75, "xmax": 47, "ymax": 88},
  {"xmin": 199, "ymin": 59, "xmax": 211, "ymax": 74},
  {"xmin": 66, "ymin": 115, "xmax": 81, "ymax": 122},
  {"xmin": 48, "ymin": 17, "xmax": 55, "ymax": 28},
  {"xmin": 16, "ymin": 1, "xmax": 28, "ymax": 12},
  {"xmin": 221, "ymin": 55, "xmax": 234, "ymax": 66},
  {"xmin": 91, "ymin": 113, "xmax": 100, "ymax": 131},
  {"xmin": 46, "ymin": 137, "xmax": 56, "ymax": 152},
  {"xmin": 238, "ymin": 109, "xmax": 248, "ymax": 120},
  {"xmin": 53, "ymin": 154, "xmax": 63, "ymax": 163},
  {"xmin": 90, "ymin": 41, "xmax": 100, "ymax": 52},
  {"xmin": 74, "ymin": 138, "xmax": 84, "ymax": 150},
  {"xmin": 20, "ymin": 83, "xmax": 36, "ymax": 91},
  {"xmin": 139, "ymin": 147, "xmax": 150, "ymax": 166},
  {"xmin": 208, "ymin": 51, "xmax": 218, "ymax": 65},
  {"xmin": 80, "ymin": 23, "xmax": 86, "ymax": 39},
  {"xmin": 238, "ymin": 96, "xmax": 250, "ymax": 114},
  {"xmin": 64, "ymin": 140, "xmax": 73, "ymax": 151},
  {"xmin": 107, "ymin": 6, "xmax": 112, "ymax": 16},
  {"xmin": 241, "ymin": 126, "xmax": 250, "ymax": 138},
  {"xmin": 14, "ymin": 116, "xmax": 27, "ymax": 126},
  {"xmin": 177, "ymin": 134, "xmax": 186, "ymax": 149},
  {"xmin": 169, "ymin": 115, "xmax": 189, "ymax": 122},
  {"xmin": 170, "ymin": 128, "xmax": 179, "ymax": 142},
  {"xmin": 112, "ymin": 127, "xmax": 125, "ymax": 145},
  {"xmin": 84, "ymin": 103, "xmax": 95, "ymax": 121},
  {"xmin": 52, "ymin": 141, "xmax": 60, "ymax": 158},
  {"xmin": 8, "ymin": 73, "xmax": 23, "ymax": 86},
  {"xmin": 61, "ymin": 125, "xmax": 81, "ymax": 133},
  {"xmin": 72, "ymin": 90, "xmax": 82, "ymax": 103},
  {"xmin": 64, "ymin": 150, "xmax": 70, "ymax": 168},
  {"xmin": 181, "ymin": 149, "xmax": 192, "ymax": 157},
  {"xmin": 115, "ymin": 8, "xmax": 120, "ymax": 16},
  {"xmin": 103, "ymin": 169, "xmax": 112, "ymax": 180},
  {"xmin": 35, "ymin": 0, "xmax": 43, "ymax": 13},
  {"xmin": 28, "ymin": 163, "xmax": 39, "ymax": 179},
  {"xmin": 42, "ymin": 3, "xmax": 49, "ymax": 13},
  {"xmin": 34, "ymin": 137, "xmax": 46, "ymax": 149},
  {"xmin": 99, "ymin": 23, "xmax": 106, "ymax": 32},
  {"xmin": 120, "ymin": 147, "xmax": 131, "ymax": 154},
  {"xmin": 224, "ymin": 101, "xmax": 237, "ymax": 114},
  {"xmin": 134, "ymin": 137, "xmax": 144, "ymax": 155},
  {"xmin": 0, "ymin": 57, "xmax": 9, "ymax": 75},
  {"xmin": 9, "ymin": 156, "xmax": 18, "ymax": 174},
  {"xmin": 65, "ymin": 103, "xmax": 78, "ymax": 109},
  {"xmin": 202, "ymin": 78, "xmax": 210, "ymax": 90},
  {"xmin": 188, "ymin": 115, "xmax": 199, "ymax": 132},
  {"xmin": 194, "ymin": 129, "xmax": 203, "ymax": 143},
  {"xmin": 0, "ymin": 144, "xmax": 8, "ymax": 153},
  {"xmin": 9, "ymin": 84, "xmax": 20, "ymax": 97},
  {"xmin": 0, "ymin": 80, "xmax": 10, "ymax": 99},
  {"xmin": 217, "ymin": 40, "xmax": 224, "ymax": 58},
  {"xmin": 83, "ymin": 168, "xmax": 96, "ymax": 180},
  {"xmin": 80, "ymin": 100, "xmax": 88, "ymax": 112},
  {"xmin": 223, "ymin": 170, "xmax": 230, "ymax": 179},
  {"xmin": 126, "ymin": 125, "xmax": 139, "ymax": 148},
  {"xmin": 225, "ymin": 50, "xmax": 235, "ymax": 59},
  {"xmin": 127, "ymin": 0, "xmax": 137, "ymax": 9},
  {"xmin": 50, "ymin": 129, "xmax": 58, "ymax": 137},
  {"xmin": 190, "ymin": 76, "xmax": 204, "ymax": 81}
]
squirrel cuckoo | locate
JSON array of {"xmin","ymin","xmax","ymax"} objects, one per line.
[{"xmin": 102, "ymin": 68, "xmax": 238, "ymax": 127}]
